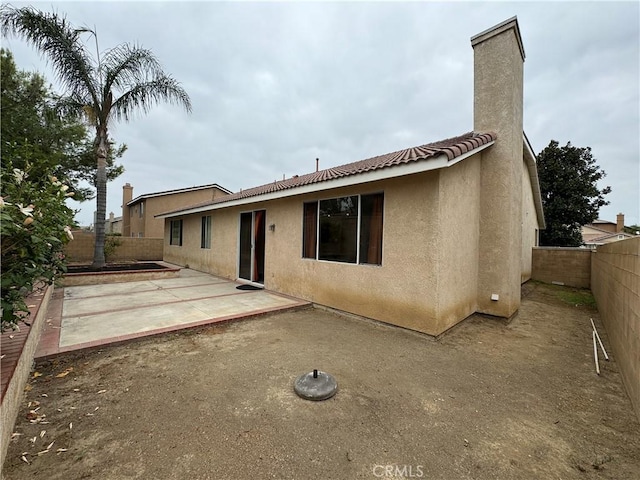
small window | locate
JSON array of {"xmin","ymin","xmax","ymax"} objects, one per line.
[
  {"xmin": 138, "ymin": 232, "xmax": 143, "ymax": 238},
  {"xmin": 170, "ymin": 219, "xmax": 183, "ymax": 246},
  {"xmin": 139, "ymin": 202, "xmax": 144, "ymax": 218},
  {"xmin": 201, "ymin": 215, "xmax": 212, "ymax": 249}
]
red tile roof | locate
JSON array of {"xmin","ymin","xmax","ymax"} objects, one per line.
[{"xmin": 160, "ymin": 131, "xmax": 495, "ymax": 216}]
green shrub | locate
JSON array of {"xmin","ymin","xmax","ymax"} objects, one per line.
[{"xmin": 1, "ymin": 163, "xmax": 75, "ymax": 330}]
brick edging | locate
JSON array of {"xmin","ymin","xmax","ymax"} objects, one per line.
[{"xmin": 0, "ymin": 284, "xmax": 53, "ymax": 468}]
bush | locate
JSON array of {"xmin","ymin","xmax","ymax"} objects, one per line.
[{"xmin": 1, "ymin": 163, "xmax": 75, "ymax": 330}]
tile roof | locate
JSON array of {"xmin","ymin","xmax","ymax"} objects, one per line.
[{"xmin": 161, "ymin": 131, "xmax": 495, "ymax": 216}]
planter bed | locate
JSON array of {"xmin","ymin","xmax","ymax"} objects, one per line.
[{"xmin": 61, "ymin": 261, "xmax": 180, "ymax": 286}]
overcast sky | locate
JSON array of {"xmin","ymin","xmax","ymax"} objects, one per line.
[{"xmin": 5, "ymin": 1, "xmax": 639, "ymax": 227}]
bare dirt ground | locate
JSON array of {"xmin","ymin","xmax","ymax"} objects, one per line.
[{"xmin": 3, "ymin": 282, "xmax": 639, "ymax": 480}]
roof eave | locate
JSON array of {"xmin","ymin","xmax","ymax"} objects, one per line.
[
  {"xmin": 156, "ymin": 141, "xmax": 494, "ymax": 219},
  {"xmin": 523, "ymin": 132, "xmax": 545, "ymax": 229}
]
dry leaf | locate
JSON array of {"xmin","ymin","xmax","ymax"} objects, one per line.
[
  {"xmin": 21, "ymin": 455, "xmax": 29, "ymax": 464},
  {"xmin": 47, "ymin": 441, "xmax": 55, "ymax": 450},
  {"xmin": 32, "ymin": 371, "xmax": 42, "ymax": 378},
  {"xmin": 24, "ymin": 384, "xmax": 32, "ymax": 392},
  {"xmin": 56, "ymin": 368, "xmax": 73, "ymax": 378},
  {"xmin": 39, "ymin": 430, "xmax": 46, "ymax": 438},
  {"xmin": 69, "ymin": 422, "xmax": 73, "ymax": 430},
  {"xmin": 94, "ymin": 407, "xmax": 99, "ymax": 411},
  {"xmin": 36, "ymin": 449, "xmax": 50, "ymax": 456},
  {"xmin": 97, "ymin": 389, "xmax": 107, "ymax": 394},
  {"xmin": 11, "ymin": 432, "xmax": 22, "ymax": 439},
  {"xmin": 73, "ymin": 389, "xmax": 80, "ymax": 392},
  {"xmin": 29, "ymin": 437, "xmax": 37, "ymax": 444},
  {"xmin": 41, "ymin": 393, "xmax": 48, "ymax": 397},
  {"xmin": 56, "ymin": 448, "xmax": 68, "ymax": 454}
]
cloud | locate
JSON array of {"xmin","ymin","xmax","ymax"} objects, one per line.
[{"xmin": 7, "ymin": 1, "xmax": 639, "ymax": 226}]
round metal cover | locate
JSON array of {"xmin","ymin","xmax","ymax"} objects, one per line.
[{"xmin": 294, "ymin": 370, "xmax": 338, "ymax": 401}]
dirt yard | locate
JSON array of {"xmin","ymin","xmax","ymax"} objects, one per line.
[{"xmin": 3, "ymin": 282, "xmax": 639, "ymax": 479}]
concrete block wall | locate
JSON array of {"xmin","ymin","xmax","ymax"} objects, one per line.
[
  {"xmin": 591, "ymin": 237, "xmax": 640, "ymax": 421},
  {"xmin": 65, "ymin": 232, "xmax": 163, "ymax": 263},
  {"xmin": 531, "ymin": 247, "xmax": 592, "ymax": 288}
]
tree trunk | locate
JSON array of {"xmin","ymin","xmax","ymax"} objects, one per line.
[{"xmin": 92, "ymin": 129, "xmax": 108, "ymax": 269}]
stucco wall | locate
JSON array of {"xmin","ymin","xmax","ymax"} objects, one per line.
[
  {"xmin": 474, "ymin": 22, "xmax": 524, "ymax": 318},
  {"xmin": 591, "ymin": 238, "xmax": 640, "ymax": 421},
  {"xmin": 65, "ymin": 232, "xmax": 163, "ymax": 263},
  {"xmin": 531, "ymin": 247, "xmax": 592, "ymax": 288},
  {"xmin": 521, "ymin": 158, "xmax": 539, "ymax": 283},
  {"xmin": 165, "ymin": 170, "xmax": 488, "ymax": 335},
  {"xmin": 436, "ymin": 155, "xmax": 481, "ymax": 332}
]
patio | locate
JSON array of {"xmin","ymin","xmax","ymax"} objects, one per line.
[{"xmin": 35, "ymin": 267, "xmax": 310, "ymax": 358}]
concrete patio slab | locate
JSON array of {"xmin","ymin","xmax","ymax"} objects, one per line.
[{"xmin": 36, "ymin": 268, "xmax": 310, "ymax": 358}]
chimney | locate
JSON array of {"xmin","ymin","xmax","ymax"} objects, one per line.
[
  {"xmin": 616, "ymin": 213, "xmax": 624, "ymax": 233},
  {"xmin": 122, "ymin": 183, "xmax": 133, "ymax": 237},
  {"xmin": 472, "ymin": 17, "xmax": 525, "ymax": 318}
]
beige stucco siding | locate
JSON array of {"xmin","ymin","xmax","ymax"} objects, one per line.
[
  {"xmin": 436, "ymin": 154, "xmax": 481, "ymax": 333},
  {"xmin": 163, "ymin": 163, "xmax": 494, "ymax": 336},
  {"xmin": 164, "ymin": 171, "xmax": 453, "ymax": 335},
  {"xmin": 521, "ymin": 159, "xmax": 539, "ymax": 282}
]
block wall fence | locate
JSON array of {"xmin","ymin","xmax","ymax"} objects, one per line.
[
  {"xmin": 591, "ymin": 238, "xmax": 640, "ymax": 421},
  {"xmin": 531, "ymin": 247, "xmax": 592, "ymax": 288},
  {"xmin": 64, "ymin": 231, "xmax": 163, "ymax": 263}
]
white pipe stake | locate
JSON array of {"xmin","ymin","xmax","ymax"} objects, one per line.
[
  {"xmin": 590, "ymin": 318, "xmax": 609, "ymax": 361},
  {"xmin": 593, "ymin": 330, "xmax": 600, "ymax": 375}
]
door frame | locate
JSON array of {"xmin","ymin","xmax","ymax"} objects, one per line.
[{"xmin": 237, "ymin": 209, "xmax": 266, "ymax": 285}]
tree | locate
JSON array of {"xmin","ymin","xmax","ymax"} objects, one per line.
[
  {"xmin": 1, "ymin": 6, "xmax": 192, "ymax": 268},
  {"xmin": 1, "ymin": 48, "xmax": 125, "ymax": 202},
  {"xmin": 537, "ymin": 140, "xmax": 611, "ymax": 246}
]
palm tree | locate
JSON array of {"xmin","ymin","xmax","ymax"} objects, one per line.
[{"xmin": 1, "ymin": 6, "xmax": 192, "ymax": 268}]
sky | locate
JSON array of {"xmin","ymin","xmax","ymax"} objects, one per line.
[{"xmin": 4, "ymin": 1, "xmax": 639, "ymax": 227}]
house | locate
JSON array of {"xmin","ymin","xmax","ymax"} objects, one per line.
[
  {"xmin": 582, "ymin": 213, "xmax": 635, "ymax": 248},
  {"xmin": 107, "ymin": 212, "xmax": 122, "ymax": 234},
  {"xmin": 122, "ymin": 182, "xmax": 231, "ymax": 238},
  {"xmin": 157, "ymin": 17, "xmax": 545, "ymax": 336}
]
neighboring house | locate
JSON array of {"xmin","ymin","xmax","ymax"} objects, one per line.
[
  {"xmin": 107, "ymin": 212, "xmax": 122, "ymax": 234},
  {"xmin": 582, "ymin": 213, "xmax": 635, "ymax": 248},
  {"xmin": 157, "ymin": 17, "xmax": 545, "ymax": 336},
  {"xmin": 122, "ymin": 183, "xmax": 232, "ymax": 238}
]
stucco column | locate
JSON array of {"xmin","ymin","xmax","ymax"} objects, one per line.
[{"xmin": 472, "ymin": 17, "xmax": 525, "ymax": 318}]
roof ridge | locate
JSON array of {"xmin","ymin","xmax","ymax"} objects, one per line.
[{"xmin": 157, "ymin": 131, "xmax": 496, "ymax": 218}]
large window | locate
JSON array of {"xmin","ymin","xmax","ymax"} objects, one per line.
[
  {"xmin": 303, "ymin": 193, "xmax": 383, "ymax": 265},
  {"xmin": 170, "ymin": 219, "xmax": 183, "ymax": 246},
  {"xmin": 201, "ymin": 215, "xmax": 212, "ymax": 249}
]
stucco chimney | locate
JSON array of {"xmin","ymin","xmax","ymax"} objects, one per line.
[
  {"xmin": 472, "ymin": 17, "xmax": 525, "ymax": 318},
  {"xmin": 122, "ymin": 183, "xmax": 133, "ymax": 237},
  {"xmin": 617, "ymin": 213, "xmax": 624, "ymax": 233}
]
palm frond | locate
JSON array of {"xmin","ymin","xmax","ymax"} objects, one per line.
[
  {"xmin": 100, "ymin": 43, "xmax": 163, "ymax": 92},
  {"xmin": 110, "ymin": 74, "xmax": 192, "ymax": 122},
  {"xmin": 1, "ymin": 6, "xmax": 100, "ymax": 108}
]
